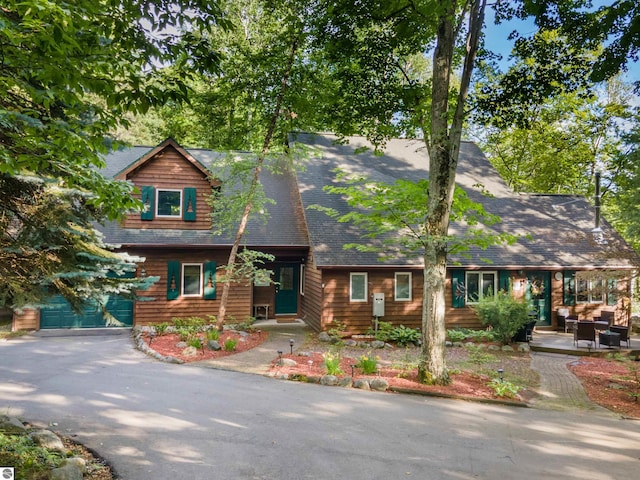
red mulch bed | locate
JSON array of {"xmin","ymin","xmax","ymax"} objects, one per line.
[
  {"xmin": 568, "ymin": 356, "xmax": 640, "ymax": 418},
  {"xmin": 141, "ymin": 330, "xmax": 268, "ymax": 363},
  {"xmin": 269, "ymin": 351, "xmax": 518, "ymax": 402}
]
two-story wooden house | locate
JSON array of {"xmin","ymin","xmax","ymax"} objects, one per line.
[{"xmin": 12, "ymin": 134, "xmax": 638, "ymax": 332}]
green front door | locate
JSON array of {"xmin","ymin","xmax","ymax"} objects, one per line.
[
  {"xmin": 526, "ymin": 271, "xmax": 551, "ymax": 326},
  {"xmin": 274, "ymin": 264, "xmax": 298, "ymax": 315}
]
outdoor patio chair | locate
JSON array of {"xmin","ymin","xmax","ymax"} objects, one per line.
[
  {"xmin": 610, "ymin": 325, "xmax": 630, "ymax": 348},
  {"xmin": 594, "ymin": 310, "xmax": 615, "ymax": 327},
  {"xmin": 574, "ymin": 321, "xmax": 596, "ymax": 348},
  {"xmin": 564, "ymin": 315, "xmax": 579, "ymax": 334},
  {"xmin": 556, "ymin": 308, "xmax": 570, "ymax": 332}
]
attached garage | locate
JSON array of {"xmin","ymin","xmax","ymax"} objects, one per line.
[{"xmin": 39, "ymin": 295, "xmax": 133, "ymax": 329}]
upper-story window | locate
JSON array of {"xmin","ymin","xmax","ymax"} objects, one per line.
[
  {"xmin": 157, "ymin": 189, "xmax": 182, "ymax": 217},
  {"xmin": 140, "ymin": 186, "xmax": 197, "ymax": 222}
]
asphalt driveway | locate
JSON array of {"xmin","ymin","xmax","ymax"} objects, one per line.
[{"xmin": 1, "ymin": 332, "xmax": 639, "ymax": 479}]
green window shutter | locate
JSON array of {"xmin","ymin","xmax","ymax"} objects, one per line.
[
  {"xmin": 141, "ymin": 186, "xmax": 155, "ymax": 221},
  {"xmin": 167, "ymin": 261, "xmax": 180, "ymax": 300},
  {"xmin": 563, "ymin": 270, "xmax": 575, "ymax": 306},
  {"xmin": 451, "ymin": 270, "xmax": 465, "ymax": 308},
  {"xmin": 183, "ymin": 187, "xmax": 196, "ymax": 222},
  {"xmin": 204, "ymin": 261, "xmax": 216, "ymax": 300},
  {"xmin": 607, "ymin": 278, "xmax": 618, "ymax": 306},
  {"xmin": 498, "ymin": 270, "xmax": 511, "ymax": 292}
]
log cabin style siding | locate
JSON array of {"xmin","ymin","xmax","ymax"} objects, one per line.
[
  {"xmin": 299, "ymin": 256, "xmax": 323, "ymax": 332},
  {"xmin": 121, "ymin": 145, "xmax": 215, "ymax": 231},
  {"xmin": 128, "ymin": 248, "xmax": 253, "ymax": 327},
  {"xmin": 11, "ymin": 136, "xmax": 636, "ymax": 333}
]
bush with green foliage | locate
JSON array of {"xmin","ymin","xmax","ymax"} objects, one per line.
[
  {"xmin": 154, "ymin": 322, "xmax": 170, "ymax": 336},
  {"xmin": 205, "ymin": 328, "xmax": 220, "ymax": 341},
  {"xmin": 187, "ymin": 336, "xmax": 204, "ymax": 350},
  {"xmin": 446, "ymin": 328, "xmax": 497, "ymax": 343},
  {"xmin": 474, "ymin": 291, "xmax": 531, "ymax": 345},
  {"xmin": 323, "ymin": 351, "xmax": 344, "ymax": 375},
  {"xmin": 368, "ymin": 321, "xmax": 394, "ymax": 341},
  {"xmin": 0, "ymin": 432, "xmax": 62, "ymax": 479},
  {"xmin": 488, "ymin": 379, "xmax": 522, "ymax": 398},
  {"xmin": 389, "ymin": 325, "xmax": 420, "ymax": 346},
  {"xmin": 357, "ymin": 352, "xmax": 378, "ymax": 374},
  {"xmin": 224, "ymin": 338, "xmax": 238, "ymax": 351}
]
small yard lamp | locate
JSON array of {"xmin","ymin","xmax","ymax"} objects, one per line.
[
  {"xmin": 350, "ymin": 364, "xmax": 356, "ymax": 377},
  {"xmin": 148, "ymin": 329, "xmax": 156, "ymax": 345},
  {"xmin": 289, "ymin": 338, "xmax": 295, "ymax": 354},
  {"xmin": 277, "ymin": 350, "xmax": 283, "ymax": 365},
  {"xmin": 497, "ymin": 368, "xmax": 504, "ymax": 383}
]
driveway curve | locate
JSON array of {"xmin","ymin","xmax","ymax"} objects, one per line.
[{"xmin": 1, "ymin": 332, "xmax": 639, "ymax": 480}]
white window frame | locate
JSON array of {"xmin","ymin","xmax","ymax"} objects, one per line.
[
  {"xmin": 394, "ymin": 272, "xmax": 412, "ymax": 301},
  {"xmin": 300, "ymin": 264, "xmax": 305, "ymax": 296},
  {"xmin": 156, "ymin": 188, "xmax": 182, "ymax": 218},
  {"xmin": 465, "ymin": 271, "xmax": 497, "ymax": 304},
  {"xmin": 182, "ymin": 263, "xmax": 203, "ymax": 297},
  {"xmin": 576, "ymin": 277, "xmax": 605, "ymax": 304},
  {"xmin": 350, "ymin": 272, "xmax": 368, "ymax": 302}
]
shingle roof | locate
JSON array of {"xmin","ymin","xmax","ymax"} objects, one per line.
[
  {"xmin": 98, "ymin": 145, "xmax": 309, "ymax": 248},
  {"xmin": 292, "ymin": 132, "xmax": 637, "ymax": 269}
]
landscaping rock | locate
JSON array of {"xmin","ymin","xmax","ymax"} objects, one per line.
[
  {"xmin": 62, "ymin": 457, "xmax": 86, "ymax": 473},
  {"xmin": 488, "ymin": 345, "xmax": 501, "ymax": 351},
  {"xmin": 464, "ymin": 342, "xmax": 476, "ymax": 348},
  {"xmin": 50, "ymin": 462, "xmax": 83, "ymax": 480},
  {"xmin": 0, "ymin": 415, "xmax": 27, "ymax": 434},
  {"xmin": 356, "ymin": 341, "xmax": 371, "ymax": 348},
  {"xmin": 371, "ymin": 340, "xmax": 386, "ymax": 349},
  {"xmin": 320, "ymin": 375, "xmax": 339, "ymax": 386},
  {"xmin": 176, "ymin": 341, "xmax": 188, "ymax": 348},
  {"xmin": 30, "ymin": 429, "xmax": 67, "ymax": 455},
  {"xmin": 445, "ymin": 341, "xmax": 453, "ymax": 347},
  {"xmin": 339, "ymin": 377, "xmax": 353, "ymax": 388},
  {"xmin": 207, "ymin": 340, "xmax": 222, "ymax": 351},
  {"xmin": 501, "ymin": 345, "xmax": 515, "ymax": 352},
  {"xmin": 453, "ymin": 341, "xmax": 464, "ymax": 348},
  {"xmin": 370, "ymin": 378, "xmax": 389, "ymax": 392},
  {"xmin": 344, "ymin": 339, "xmax": 357, "ymax": 347},
  {"xmin": 318, "ymin": 332, "xmax": 332, "ymax": 342},
  {"xmin": 181, "ymin": 346, "xmax": 198, "ymax": 357},
  {"xmin": 353, "ymin": 379, "xmax": 371, "ymax": 390},
  {"xmin": 281, "ymin": 358, "xmax": 297, "ymax": 367},
  {"xmin": 518, "ymin": 343, "xmax": 531, "ymax": 352}
]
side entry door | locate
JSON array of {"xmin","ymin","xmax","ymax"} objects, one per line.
[{"xmin": 274, "ymin": 264, "xmax": 298, "ymax": 315}]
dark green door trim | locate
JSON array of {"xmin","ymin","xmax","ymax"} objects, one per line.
[
  {"xmin": 525, "ymin": 271, "xmax": 551, "ymax": 326},
  {"xmin": 274, "ymin": 264, "xmax": 299, "ymax": 315}
]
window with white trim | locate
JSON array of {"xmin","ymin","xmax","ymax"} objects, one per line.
[
  {"xmin": 350, "ymin": 272, "xmax": 368, "ymax": 302},
  {"xmin": 300, "ymin": 265, "xmax": 305, "ymax": 295},
  {"xmin": 395, "ymin": 272, "xmax": 412, "ymax": 301},
  {"xmin": 465, "ymin": 271, "xmax": 497, "ymax": 304},
  {"xmin": 156, "ymin": 189, "xmax": 182, "ymax": 217},
  {"xmin": 182, "ymin": 263, "xmax": 203, "ymax": 297},
  {"xmin": 576, "ymin": 277, "xmax": 604, "ymax": 303}
]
